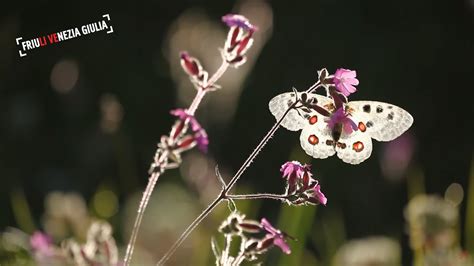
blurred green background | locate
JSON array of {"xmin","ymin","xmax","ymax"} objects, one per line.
[{"xmin": 0, "ymin": 0, "xmax": 473, "ymax": 265}]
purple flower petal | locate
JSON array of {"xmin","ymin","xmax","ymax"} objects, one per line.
[
  {"xmin": 260, "ymin": 218, "xmax": 278, "ymax": 235},
  {"xmin": 222, "ymin": 14, "xmax": 257, "ymax": 31},
  {"xmin": 260, "ymin": 218, "xmax": 291, "ymax": 254},
  {"xmin": 170, "ymin": 108, "xmax": 203, "ymax": 132},
  {"xmin": 326, "ymin": 107, "xmax": 357, "ymax": 134},
  {"xmin": 313, "ymin": 184, "xmax": 327, "ymax": 205},
  {"xmin": 273, "ymin": 236, "xmax": 291, "ymax": 254},
  {"xmin": 195, "ymin": 130, "xmax": 209, "ymax": 153}
]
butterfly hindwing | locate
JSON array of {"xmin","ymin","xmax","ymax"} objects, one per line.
[
  {"xmin": 335, "ymin": 131, "xmax": 373, "ymax": 165},
  {"xmin": 347, "ymin": 101, "xmax": 413, "ymax": 141},
  {"xmin": 299, "ymin": 113, "xmax": 336, "ymax": 159}
]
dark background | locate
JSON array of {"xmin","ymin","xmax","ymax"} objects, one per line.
[{"xmin": 1, "ymin": 0, "xmax": 473, "ymax": 264}]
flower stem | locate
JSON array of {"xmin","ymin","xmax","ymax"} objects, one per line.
[
  {"xmin": 227, "ymin": 193, "xmax": 288, "ymax": 201},
  {"xmin": 124, "ymin": 60, "xmax": 230, "ymax": 266},
  {"xmin": 157, "ymin": 81, "xmax": 322, "ymax": 265},
  {"xmin": 124, "ymin": 151, "xmax": 168, "ymax": 265},
  {"xmin": 157, "ymin": 194, "xmax": 223, "ymax": 265},
  {"xmin": 187, "ymin": 61, "xmax": 229, "ymax": 115}
]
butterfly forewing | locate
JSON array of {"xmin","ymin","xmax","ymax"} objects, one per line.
[
  {"xmin": 347, "ymin": 101, "xmax": 413, "ymax": 142},
  {"xmin": 269, "ymin": 92, "xmax": 306, "ymax": 131},
  {"xmin": 269, "ymin": 92, "xmax": 334, "ymax": 131}
]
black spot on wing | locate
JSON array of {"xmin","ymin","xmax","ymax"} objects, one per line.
[
  {"xmin": 376, "ymin": 105, "xmax": 383, "ymax": 113},
  {"xmin": 388, "ymin": 112, "xmax": 394, "ymax": 120},
  {"xmin": 366, "ymin": 121, "xmax": 374, "ymax": 128},
  {"xmin": 363, "ymin": 104, "xmax": 371, "ymax": 113}
]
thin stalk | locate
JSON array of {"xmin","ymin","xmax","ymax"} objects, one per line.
[
  {"xmin": 157, "ymin": 194, "xmax": 223, "ymax": 265},
  {"xmin": 227, "ymin": 193, "xmax": 288, "ymax": 201},
  {"xmin": 124, "ymin": 151, "xmax": 167, "ymax": 264},
  {"xmin": 157, "ymin": 81, "xmax": 322, "ymax": 265},
  {"xmin": 187, "ymin": 61, "xmax": 229, "ymax": 115}
]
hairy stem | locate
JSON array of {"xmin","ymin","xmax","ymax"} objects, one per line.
[
  {"xmin": 157, "ymin": 81, "xmax": 322, "ymax": 265},
  {"xmin": 124, "ymin": 151, "xmax": 167, "ymax": 265},
  {"xmin": 227, "ymin": 193, "xmax": 288, "ymax": 201}
]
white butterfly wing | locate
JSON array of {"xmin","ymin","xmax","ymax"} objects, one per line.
[
  {"xmin": 269, "ymin": 92, "xmax": 334, "ymax": 131},
  {"xmin": 269, "ymin": 92, "xmax": 305, "ymax": 131},
  {"xmin": 347, "ymin": 101, "xmax": 413, "ymax": 141},
  {"xmin": 299, "ymin": 113, "xmax": 336, "ymax": 159},
  {"xmin": 335, "ymin": 131, "xmax": 373, "ymax": 164}
]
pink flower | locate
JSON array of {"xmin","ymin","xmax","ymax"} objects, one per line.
[
  {"xmin": 333, "ymin": 68, "xmax": 359, "ymax": 96},
  {"xmin": 260, "ymin": 218, "xmax": 291, "ymax": 254},
  {"xmin": 309, "ymin": 184, "xmax": 327, "ymax": 206},
  {"xmin": 280, "ymin": 161, "xmax": 309, "ymax": 180},
  {"xmin": 326, "ymin": 107, "xmax": 357, "ymax": 135},
  {"xmin": 30, "ymin": 231, "xmax": 54, "ymax": 256},
  {"xmin": 280, "ymin": 161, "xmax": 311, "ymax": 195}
]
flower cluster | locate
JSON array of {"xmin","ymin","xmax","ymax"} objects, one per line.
[
  {"xmin": 126, "ymin": 14, "xmax": 258, "ymax": 265},
  {"xmin": 6, "ymin": 221, "xmax": 120, "ymax": 266},
  {"xmin": 62, "ymin": 221, "xmax": 119, "ymax": 265},
  {"xmin": 221, "ymin": 14, "xmax": 257, "ymax": 68},
  {"xmin": 280, "ymin": 161, "xmax": 327, "ymax": 206},
  {"xmin": 215, "ymin": 212, "xmax": 291, "ymax": 265},
  {"xmin": 148, "ymin": 108, "xmax": 208, "ymax": 174},
  {"xmin": 313, "ymin": 68, "xmax": 360, "ymax": 134}
]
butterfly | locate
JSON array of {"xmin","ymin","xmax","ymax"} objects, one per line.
[{"xmin": 269, "ymin": 90, "xmax": 414, "ymax": 164}]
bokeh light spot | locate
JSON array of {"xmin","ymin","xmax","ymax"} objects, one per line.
[
  {"xmin": 444, "ymin": 183, "xmax": 464, "ymax": 206},
  {"xmin": 50, "ymin": 59, "xmax": 79, "ymax": 93},
  {"xmin": 92, "ymin": 189, "xmax": 118, "ymax": 218}
]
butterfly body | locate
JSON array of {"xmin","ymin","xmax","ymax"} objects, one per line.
[{"xmin": 269, "ymin": 92, "xmax": 413, "ymax": 164}]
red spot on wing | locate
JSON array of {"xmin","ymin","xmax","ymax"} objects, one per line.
[
  {"xmin": 358, "ymin": 122, "xmax": 366, "ymax": 132},
  {"xmin": 308, "ymin": 135, "xmax": 319, "ymax": 145},
  {"xmin": 309, "ymin": 115, "xmax": 318, "ymax": 125},
  {"xmin": 352, "ymin": 141, "xmax": 364, "ymax": 152}
]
